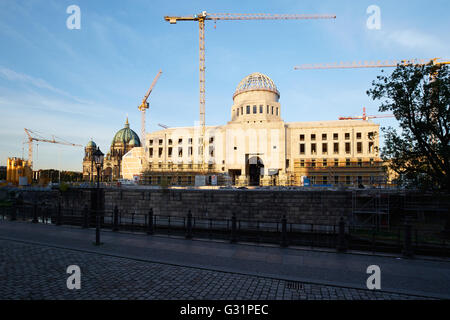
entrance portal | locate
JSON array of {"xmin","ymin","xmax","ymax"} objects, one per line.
[{"xmin": 247, "ymin": 156, "xmax": 264, "ymax": 186}]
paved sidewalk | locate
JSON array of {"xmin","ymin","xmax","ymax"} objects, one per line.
[{"xmin": 0, "ymin": 221, "xmax": 449, "ymax": 299}]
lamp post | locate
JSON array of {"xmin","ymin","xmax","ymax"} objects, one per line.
[{"xmin": 93, "ymin": 147, "xmax": 104, "ymax": 245}]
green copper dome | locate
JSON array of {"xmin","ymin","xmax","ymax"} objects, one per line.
[
  {"xmin": 111, "ymin": 118, "xmax": 141, "ymax": 147},
  {"xmin": 86, "ymin": 140, "xmax": 96, "ymax": 148}
]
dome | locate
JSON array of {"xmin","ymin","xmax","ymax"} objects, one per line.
[
  {"xmin": 111, "ymin": 118, "xmax": 141, "ymax": 147},
  {"xmin": 233, "ymin": 72, "xmax": 280, "ymax": 99},
  {"xmin": 86, "ymin": 140, "xmax": 96, "ymax": 148},
  {"xmin": 129, "ymin": 137, "xmax": 139, "ymax": 147}
]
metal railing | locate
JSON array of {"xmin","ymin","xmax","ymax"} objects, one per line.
[{"xmin": 1, "ymin": 204, "xmax": 449, "ymax": 257}]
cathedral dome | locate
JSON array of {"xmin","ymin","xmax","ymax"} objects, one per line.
[
  {"xmin": 233, "ymin": 72, "xmax": 280, "ymax": 99},
  {"xmin": 111, "ymin": 118, "xmax": 141, "ymax": 147},
  {"xmin": 86, "ymin": 140, "xmax": 96, "ymax": 148}
]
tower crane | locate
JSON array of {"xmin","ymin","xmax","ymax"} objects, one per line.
[
  {"xmin": 138, "ymin": 69, "xmax": 162, "ymax": 144},
  {"xmin": 164, "ymin": 11, "xmax": 336, "ymax": 170},
  {"xmin": 339, "ymin": 107, "xmax": 394, "ymax": 121},
  {"xmin": 294, "ymin": 58, "xmax": 450, "ymax": 120},
  {"xmin": 293, "ymin": 58, "xmax": 450, "ymax": 70},
  {"xmin": 24, "ymin": 128, "xmax": 83, "ymax": 170}
]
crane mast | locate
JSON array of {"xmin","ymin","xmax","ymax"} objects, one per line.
[{"xmin": 164, "ymin": 11, "xmax": 336, "ymax": 170}]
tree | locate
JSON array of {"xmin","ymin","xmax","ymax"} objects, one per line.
[{"xmin": 367, "ymin": 63, "xmax": 450, "ymax": 191}]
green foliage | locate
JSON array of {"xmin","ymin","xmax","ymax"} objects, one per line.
[
  {"xmin": 367, "ymin": 63, "xmax": 450, "ymax": 191},
  {"xmin": 59, "ymin": 182, "xmax": 69, "ymax": 192}
]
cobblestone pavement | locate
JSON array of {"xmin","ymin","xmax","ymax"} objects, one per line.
[{"xmin": 0, "ymin": 239, "xmax": 430, "ymax": 300}]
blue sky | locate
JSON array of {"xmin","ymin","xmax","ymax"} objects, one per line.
[{"xmin": 1, "ymin": 0, "xmax": 449, "ymax": 171}]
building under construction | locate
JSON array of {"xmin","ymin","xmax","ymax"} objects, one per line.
[{"xmin": 120, "ymin": 72, "xmax": 387, "ymax": 187}]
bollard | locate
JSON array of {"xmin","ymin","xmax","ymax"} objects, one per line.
[
  {"xmin": 280, "ymin": 215, "xmax": 288, "ymax": 247},
  {"xmin": 11, "ymin": 206, "xmax": 18, "ymax": 221},
  {"xmin": 147, "ymin": 208, "xmax": 154, "ymax": 235},
  {"xmin": 230, "ymin": 212, "xmax": 237, "ymax": 243},
  {"xmin": 82, "ymin": 205, "xmax": 89, "ymax": 228},
  {"xmin": 113, "ymin": 206, "xmax": 119, "ymax": 231},
  {"xmin": 337, "ymin": 217, "xmax": 347, "ymax": 253},
  {"xmin": 95, "ymin": 214, "xmax": 101, "ymax": 245},
  {"xmin": 56, "ymin": 203, "xmax": 62, "ymax": 226},
  {"xmin": 32, "ymin": 203, "xmax": 38, "ymax": 223},
  {"xmin": 402, "ymin": 222, "xmax": 414, "ymax": 258},
  {"xmin": 186, "ymin": 210, "xmax": 193, "ymax": 239}
]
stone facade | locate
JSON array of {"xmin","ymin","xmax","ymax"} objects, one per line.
[{"xmin": 123, "ymin": 72, "xmax": 385, "ymax": 187}]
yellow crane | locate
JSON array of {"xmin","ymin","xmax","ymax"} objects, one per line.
[
  {"xmin": 138, "ymin": 69, "xmax": 162, "ymax": 144},
  {"xmin": 164, "ymin": 11, "xmax": 336, "ymax": 169},
  {"xmin": 24, "ymin": 128, "xmax": 83, "ymax": 170}
]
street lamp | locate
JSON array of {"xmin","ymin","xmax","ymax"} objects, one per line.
[
  {"xmin": 92, "ymin": 147, "xmax": 104, "ymax": 245},
  {"xmin": 93, "ymin": 147, "xmax": 104, "ymax": 188}
]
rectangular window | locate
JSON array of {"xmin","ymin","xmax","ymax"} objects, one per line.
[
  {"xmin": 356, "ymin": 132, "xmax": 362, "ymax": 139},
  {"xmin": 149, "ymin": 139, "xmax": 153, "ymax": 146},
  {"xmin": 345, "ymin": 142, "xmax": 351, "ymax": 154},
  {"xmin": 149, "ymin": 148, "xmax": 153, "ymax": 157},
  {"xmin": 246, "ymin": 105, "xmax": 250, "ymax": 114},
  {"xmin": 299, "ymin": 134, "xmax": 305, "ymax": 141},
  {"xmin": 333, "ymin": 143, "xmax": 339, "ymax": 154},
  {"xmin": 368, "ymin": 132, "xmax": 375, "ymax": 140},
  {"xmin": 168, "ymin": 147, "xmax": 172, "ymax": 157},
  {"xmin": 241, "ymin": 106, "xmax": 243, "ymax": 115},
  {"xmin": 158, "ymin": 148, "xmax": 163, "ymax": 157},
  {"xmin": 168, "ymin": 139, "xmax": 173, "ymax": 145},
  {"xmin": 276, "ymin": 107, "xmax": 279, "ymax": 116},
  {"xmin": 178, "ymin": 138, "xmax": 183, "ymax": 145},
  {"xmin": 253, "ymin": 105, "xmax": 257, "ymax": 114},
  {"xmin": 188, "ymin": 138, "xmax": 192, "ymax": 145},
  {"xmin": 345, "ymin": 133, "xmax": 350, "ymax": 140},
  {"xmin": 236, "ymin": 108, "xmax": 239, "ymax": 116},
  {"xmin": 178, "ymin": 147, "xmax": 183, "ymax": 157},
  {"xmin": 259, "ymin": 105, "xmax": 263, "ymax": 113},
  {"xmin": 333, "ymin": 133, "xmax": 338, "ymax": 140},
  {"xmin": 267, "ymin": 105, "xmax": 269, "ymax": 113},
  {"xmin": 357, "ymin": 142, "xmax": 362, "ymax": 153},
  {"xmin": 311, "ymin": 134, "xmax": 316, "ymax": 141},
  {"xmin": 311, "ymin": 143, "xmax": 317, "ymax": 154},
  {"xmin": 323, "ymin": 159, "xmax": 327, "ymax": 167},
  {"xmin": 369, "ymin": 142, "xmax": 374, "ymax": 153},
  {"xmin": 322, "ymin": 133, "xmax": 327, "ymax": 140},
  {"xmin": 271, "ymin": 106, "xmax": 274, "ymax": 114},
  {"xmin": 300, "ymin": 159, "xmax": 305, "ymax": 167},
  {"xmin": 188, "ymin": 146, "xmax": 193, "ymax": 156},
  {"xmin": 159, "ymin": 139, "xmax": 163, "ymax": 145},
  {"xmin": 322, "ymin": 143, "xmax": 328, "ymax": 154},
  {"xmin": 299, "ymin": 143, "xmax": 305, "ymax": 155}
]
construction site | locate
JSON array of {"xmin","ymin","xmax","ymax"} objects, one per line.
[{"xmin": 3, "ymin": 13, "xmax": 448, "ymax": 192}]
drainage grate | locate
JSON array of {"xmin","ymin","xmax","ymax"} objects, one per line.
[{"xmin": 285, "ymin": 281, "xmax": 304, "ymax": 290}]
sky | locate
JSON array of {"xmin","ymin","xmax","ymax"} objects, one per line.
[{"xmin": 0, "ymin": 0, "xmax": 449, "ymax": 171}]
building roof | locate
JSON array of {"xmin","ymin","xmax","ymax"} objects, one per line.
[
  {"xmin": 86, "ymin": 140, "xmax": 96, "ymax": 148},
  {"xmin": 233, "ymin": 72, "xmax": 280, "ymax": 99},
  {"xmin": 111, "ymin": 118, "xmax": 141, "ymax": 147}
]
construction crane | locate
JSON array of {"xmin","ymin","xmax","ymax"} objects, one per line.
[
  {"xmin": 294, "ymin": 57, "xmax": 450, "ymax": 70},
  {"xmin": 158, "ymin": 123, "xmax": 169, "ymax": 129},
  {"xmin": 164, "ymin": 11, "xmax": 336, "ymax": 169},
  {"xmin": 24, "ymin": 128, "xmax": 82, "ymax": 170},
  {"xmin": 138, "ymin": 69, "xmax": 162, "ymax": 144},
  {"xmin": 339, "ymin": 107, "xmax": 394, "ymax": 121}
]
